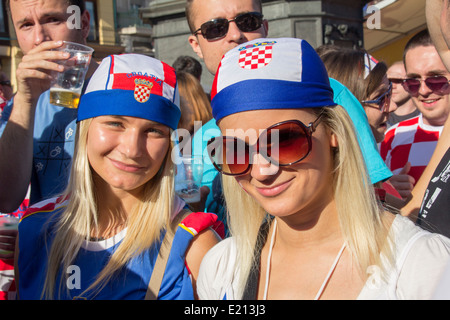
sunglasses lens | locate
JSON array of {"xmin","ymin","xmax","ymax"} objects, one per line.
[
  {"xmin": 426, "ymin": 76, "xmax": 449, "ymax": 92},
  {"xmin": 389, "ymin": 78, "xmax": 404, "ymax": 84},
  {"xmin": 199, "ymin": 12, "xmax": 263, "ymax": 40},
  {"xmin": 403, "ymin": 76, "xmax": 450, "ymax": 94},
  {"xmin": 201, "ymin": 19, "xmax": 229, "ymax": 40},
  {"xmin": 260, "ymin": 122, "xmax": 311, "ymax": 166},
  {"xmin": 208, "ymin": 137, "xmax": 250, "ymax": 175},
  {"xmin": 403, "ymin": 79, "xmax": 421, "ymax": 94},
  {"xmin": 207, "ymin": 121, "xmax": 313, "ymax": 176},
  {"xmin": 235, "ymin": 12, "xmax": 263, "ymax": 32}
]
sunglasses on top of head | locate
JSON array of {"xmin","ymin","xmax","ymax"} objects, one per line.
[
  {"xmin": 401, "ymin": 75, "xmax": 450, "ymax": 95},
  {"xmin": 361, "ymin": 82, "xmax": 392, "ymax": 112},
  {"xmin": 206, "ymin": 112, "xmax": 324, "ymax": 176},
  {"xmin": 193, "ymin": 12, "xmax": 264, "ymax": 41}
]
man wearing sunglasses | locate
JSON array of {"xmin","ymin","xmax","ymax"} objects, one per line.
[
  {"xmin": 386, "ymin": 61, "xmax": 420, "ymax": 127},
  {"xmin": 402, "ymin": 0, "xmax": 450, "ymax": 233},
  {"xmin": 185, "ymin": 0, "xmax": 268, "ymax": 227},
  {"xmin": 380, "ymin": 29, "xmax": 450, "ymax": 200},
  {"xmin": 186, "ymin": 0, "xmax": 268, "ymax": 75}
]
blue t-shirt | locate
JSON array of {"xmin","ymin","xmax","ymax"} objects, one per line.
[
  {"xmin": 0, "ymin": 91, "xmax": 77, "ymax": 206},
  {"xmin": 18, "ymin": 197, "xmax": 218, "ymax": 300},
  {"xmin": 191, "ymin": 78, "xmax": 392, "ymax": 225}
]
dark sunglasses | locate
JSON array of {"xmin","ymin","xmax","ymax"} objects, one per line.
[
  {"xmin": 206, "ymin": 112, "xmax": 324, "ymax": 176},
  {"xmin": 193, "ymin": 12, "xmax": 264, "ymax": 41},
  {"xmin": 0, "ymin": 80, "xmax": 11, "ymax": 87},
  {"xmin": 361, "ymin": 83, "xmax": 392, "ymax": 112},
  {"xmin": 402, "ymin": 75, "xmax": 450, "ymax": 95},
  {"xmin": 388, "ymin": 78, "xmax": 405, "ymax": 84}
]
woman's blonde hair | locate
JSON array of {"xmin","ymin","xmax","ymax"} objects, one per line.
[
  {"xmin": 222, "ymin": 105, "xmax": 393, "ymax": 297},
  {"xmin": 42, "ymin": 118, "xmax": 176, "ymax": 299}
]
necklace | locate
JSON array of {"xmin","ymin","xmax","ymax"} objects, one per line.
[{"xmin": 263, "ymin": 218, "xmax": 346, "ymax": 300}]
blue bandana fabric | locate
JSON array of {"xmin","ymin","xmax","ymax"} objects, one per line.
[
  {"xmin": 78, "ymin": 54, "xmax": 181, "ymax": 130},
  {"xmin": 211, "ymin": 38, "xmax": 336, "ymax": 122}
]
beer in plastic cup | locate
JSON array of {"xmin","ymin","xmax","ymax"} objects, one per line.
[{"xmin": 50, "ymin": 41, "xmax": 94, "ymax": 108}]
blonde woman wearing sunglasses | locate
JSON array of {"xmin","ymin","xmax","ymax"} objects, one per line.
[{"xmin": 196, "ymin": 38, "xmax": 450, "ymax": 300}]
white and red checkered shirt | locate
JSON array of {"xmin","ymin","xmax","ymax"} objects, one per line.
[{"xmin": 380, "ymin": 114, "xmax": 443, "ymax": 185}]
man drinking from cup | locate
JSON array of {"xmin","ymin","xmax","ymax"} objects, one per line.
[{"xmin": 0, "ymin": 0, "xmax": 98, "ymax": 214}]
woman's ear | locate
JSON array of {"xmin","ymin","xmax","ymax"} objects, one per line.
[{"xmin": 330, "ymin": 132, "xmax": 339, "ymax": 148}]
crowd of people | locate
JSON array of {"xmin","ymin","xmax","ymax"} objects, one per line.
[{"xmin": 0, "ymin": 0, "xmax": 449, "ymax": 300}]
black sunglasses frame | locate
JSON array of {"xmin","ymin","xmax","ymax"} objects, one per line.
[
  {"xmin": 193, "ymin": 12, "xmax": 264, "ymax": 41},
  {"xmin": 207, "ymin": 112, "xmax": 324, "ymax": 176},
  {"xmin": 0, "ymin": 80, "xmax": 11, "ymax": 87}
]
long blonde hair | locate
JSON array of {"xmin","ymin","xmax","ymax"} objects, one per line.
[
  {"xmin": 42, "ymin": 119, "xmax": 176, "ymax": 299},
  {"xmin": 222, "ymin": 105, "xmax": 393, "ymax": 297}
]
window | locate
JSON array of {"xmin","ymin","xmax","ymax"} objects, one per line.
[
  {"xmin": 0, "ymin": 1, "xmax": 9, "ymax": 41},
  {"xmin": 116, "ymin": 0, "xmax": 152, "ymax": 29},
  {"xmin": 85, "ymin": 0, "xmax": 98, "ymax": 42}
]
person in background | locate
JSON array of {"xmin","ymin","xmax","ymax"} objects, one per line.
[
  {"xmin": 387, "ymin": 61, "xmax": 420, "ymax": 127},
  {"xmin": 197, "ymin": 37, "xmax": 450, "ymax": 301},
  {"xmin": 14, "ymin": 54, "xmax": 220, "ymax": 300},
  {"xmin": 401, "ymin": 0, "xmax": 450, "ymax": 239},
  {"xmin": 0, "ymin": 0, "xmax": 98, "ymax": 213},
  {"xmin": 380, "ymin": 29, "xmax": 450, "ymax": 201},
  {"xmin": 173, "ymin": 55, "xmax": 203, "ymax": 81},
  {"xmin": 418, "ymin": 0, "xmax": 450, "ymax": 299},
  {"xmin": 176, "ymin": 71, "xmax": 212, "ymax": 138},
  {"xmin": 317, "ymin": 45, "xmax": 397, "ymax": 144},
  {"xmin": 186, "ymin": 0, "xmax": 269, "ymax": 230},
  {"xmin": 317, "ymin": 45, "xmax": 403, "ymax": 207},
  {"xmin": 0, "ymin": 0, "xmax": 97, "ymax": 300}
]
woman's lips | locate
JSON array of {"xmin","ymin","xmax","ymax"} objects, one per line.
[
  {"xmin": 255, "ymin": 178, "xmax": 293, "ymax": 197},
  {"xmin": 109, "ymin": 158, "xmax": 144, "ymax": 173}
]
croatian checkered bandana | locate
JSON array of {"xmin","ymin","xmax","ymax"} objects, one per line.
[
  {"xmin": 78, "ymin": 54, "xmax": 181, "ymax": 130},
  {"xmin": 210, "ymin": 38, "xmax": 336, "ymax": 122}
]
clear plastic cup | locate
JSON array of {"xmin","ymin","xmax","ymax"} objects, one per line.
[
  {"xmin": 50, "ymin": 41, "xmax": 94, "ymax": 108},
  {"xmin": 175, "ymin": 155, "xmax": 204, "ymax": 203}
]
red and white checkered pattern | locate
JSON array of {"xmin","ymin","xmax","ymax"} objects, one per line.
[
  {"xmin": 238, "ymin": 46, "xmax": 273, "ymax": 70},
  {"xmin": 0, "ymin": 259, "xmax": 15, "ymax": 300},
  {"xmin": 380, "ymin": 115, "xmax": 443, "ymax": 184},
  {"xmin": 134, "ymin": 84, "xmax": 151, "ymax": 103}
]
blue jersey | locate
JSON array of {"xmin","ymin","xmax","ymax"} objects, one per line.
[{"xmin": 17, "ymin": 196, "xmax": 218, "ymax": 300}]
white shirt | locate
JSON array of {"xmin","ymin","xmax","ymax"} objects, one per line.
[{"xmin": 197, "ymin": 215, "xmax": 450, "ymax": 300}]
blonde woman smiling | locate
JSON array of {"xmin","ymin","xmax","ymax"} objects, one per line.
[
  {"xmin": 197, "ymin": 38, "xmax": 450, "ymax": 300},
  {"xmin": 15, "ymin": 54, "xmax": 220, "ymax": 300}
]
